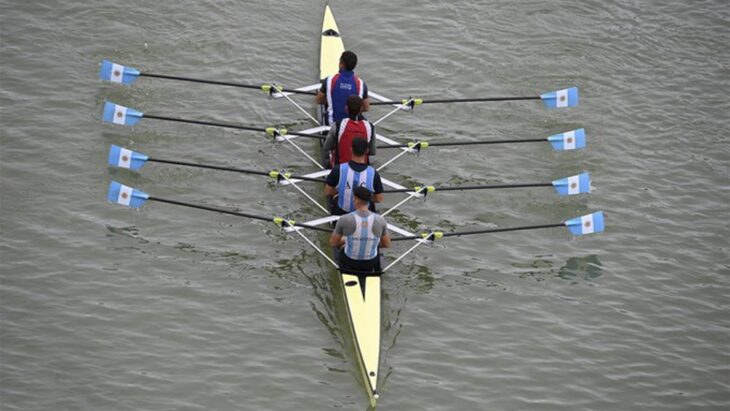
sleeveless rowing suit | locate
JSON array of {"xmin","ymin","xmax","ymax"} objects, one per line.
[
  {"xmin": 342, "ymin": 210, "xmax": 381, "ymax": 272},
  {"xmin": 336, "ymin": 162, "xmax": 375, "ymax": 214},
  {"xmin": 323, "ymin": 69, "xmax": 366, "ymax": 125},
  {"xmin": 331, "ymin": 115, "xmax": 373, "ymax": 167}
]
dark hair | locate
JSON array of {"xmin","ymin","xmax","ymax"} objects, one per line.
[
  {"xmin": 340, "ymin": 51, "xmax": 358, "ymax": 71},
  {"xmin": 353, "ymin": 186, "xmax": 372, "ymax": 202},
  {"xmin": 351, "ymin": 137, "xmax": 368, "ymax": 156},
  {"xmin": 346, "ymin": 95, "xmax": 363, "ymax": 115}
]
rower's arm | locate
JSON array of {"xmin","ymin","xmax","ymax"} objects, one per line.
[
  {"xmin": 373, "ymin": 193, "xmax": 383, "ymax": 203},
  {"xmin": 379, "ymin": 233, "xmax": 391, "ymax": 249},
  {"xmin": 329, "ymin": 232, "xmax": 343, "ymax": 247},
  {"xmin": 361, "ymin": 97, "xmax": 370, "ymax": 112},
  {"xmin": 324, "ymin": 184, "xmax": 337, "ymax": 197},
  {"xmin": 316, "ymin": 90, "xmax": 327, "ymax": 104}
]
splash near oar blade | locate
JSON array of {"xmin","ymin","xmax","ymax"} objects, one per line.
[
  {"xmin": 108, "ymin": 145, "xmax": 149, "ymax": 170},
  {"xmin": 99, "ymin": 60, "xmax": 140, "ymax": 85},
  {"xmin": 107, "ymin": 181, "xmax": 149, "ymax": 208},
  {"xmin": 565, "ymin": 211, "xmax": 604, "ymax": 235},
  {"xmin": 540, "ymin": 87, "xmax": 579, "ymax": 109},
  {"xmin": 552, "ymin": 172, "xmax": 591, "ymax": 196},
  {"xmin": 548, "ymin": 128, "xmax": 586, "ymax": 151},
  {"xmin": 102, "ymin": 102, "xmax": 144, "ymax": 126}
]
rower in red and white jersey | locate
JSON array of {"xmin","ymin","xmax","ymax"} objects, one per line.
[{"xmin": 322, "ymin": 95, "xmax": 377, "ymax": 167}]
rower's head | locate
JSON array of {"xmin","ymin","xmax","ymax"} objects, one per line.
[
  {"xmin": 351, "ymin": 136, "xmax": 369, "ymax": 160},
  {"xmin": 345, "ymin": 95, "xmax": 363, "ymax": 116},
  {"xmin": 353, "ymin": 186, "xmax": 372, "ymax": 208},
  {"xmin": 340, "ymin": 51, "xmax": 358, "ymax": 71}
]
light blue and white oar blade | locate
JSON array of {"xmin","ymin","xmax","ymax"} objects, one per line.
[
  {"xmin": 548, "ymin": 128, "xmax": 586, "ymax": 151},
  {"xmin": 107, "ymin": 181, "xmax": 149, "ymax": 208},
  {"xmin": 552, "ymin": 172, "xmax": 591, "ymax": 196},
  {"xmin": 108, "ymin": 145, "xmax": 149, "ymax": 171},
  {"xmin": 102, "ymin": 101, "xmax": 143, "ymax": 126},
  {"xmin": 540, "ymin": 87, "xmax": 579, "ymax": 109},
  {"xmin": 99, "ymin": 60, "xmax": 140, "ymax": 85},
  {"xmin": 565, "ymin": 211, "xmax": 604, "ymax": 235}
]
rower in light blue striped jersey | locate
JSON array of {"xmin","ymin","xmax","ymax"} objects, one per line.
[
  {"xmin": 330, "ymin": 186, "xmax": 391, "ymax": 273},
  {"xmin": 316, "ymin": 51, "xmax": 370, "ymax": 125},
  {"xmin": 324, "ymin": 137, "xmax": 384, "ymax": 215}
]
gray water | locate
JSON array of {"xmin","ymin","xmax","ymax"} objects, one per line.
[{"xmin": 1, "ymin": 1, "xmax": 728, "ymax": 410}]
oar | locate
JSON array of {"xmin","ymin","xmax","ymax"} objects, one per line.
[
  {"xmin": 382, "ymin": 211, "xmax": 604, "ymax": 271},
  {"xmin": 370, "ymin": 87, "xmax": 579, "ymax": 109},
  {"xmin": 101, "ymin": 101, "xmax": 325, "ymax": 140},
  {"xmin": 382, "ymin": 172, "xmax": 591, "ymax": 197},
  {"xmin": 376, "ymin": 129, "xmax": 586, "ymax": 152},
  {"xmin": 106, "ymin": 181, "xmax": 331, "ymax": 232},
  {"xmin": 99, "ymin": 60, "xmax": 316, "ymax": 96},
  {"xmin": 107, "ymin": 145, "xmax": 325, "ymax": 183},
  {"xmin": 390, "ymin": 211, "xmax": 605, "ymax": 242}
]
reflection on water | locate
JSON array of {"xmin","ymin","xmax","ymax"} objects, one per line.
[{"xmin": 512, "ymin": 254, "xmax": 603, "ymax": 282}]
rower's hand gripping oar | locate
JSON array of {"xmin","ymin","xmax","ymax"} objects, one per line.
[
  {"xmin": 369, "ymin": 87, "xmax": 579, "ymax": 110},
  {"xmin": 99, "ymin": 60, "xmax": 316, "ymax": 96}
]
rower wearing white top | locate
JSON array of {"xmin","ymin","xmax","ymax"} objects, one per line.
[
  {"xmin": 325, "ymin": 137, "xmax": 384, "ymax": 215},
  {"xmin": 316, "ymin": 50, "xmax": 370, "ymax": 125},
  {"xmin": 330, "ymin": 186, "xmax": 391, "ymax": 273}
]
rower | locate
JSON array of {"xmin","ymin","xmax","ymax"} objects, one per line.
[
  {"xmin": 325, "ymin": 137, "xmax": 384, "ymax": 215},
  {"xmin": 316, "ymin": 50, "xmax": 370, "ymax": 125},
  {"xmin": 322, "ymin": 95, "xmax": 377, "ymax": 168},
  {"xmin": 329, "ymin": 186, "xmax": 391, "ymax": 274}
]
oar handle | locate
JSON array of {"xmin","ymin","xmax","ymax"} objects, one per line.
[{"xmin": 139, "ymin": 73, "xmax": 316, "ymax": 95}]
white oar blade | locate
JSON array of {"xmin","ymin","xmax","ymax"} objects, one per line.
[
  {"xmin": 565, "ymin": 211, "xmax": 604, "ymax": 236},
  {"xmin": 108, "ymin": 145, "xmax": 149, "ymax": 171},
  {"xmin": 552, "ymin": 172, "xmax": 590, "ymax": 196},
  {"xmin": 102, "ymin": 101, "xmax": 143, "ymax": 126},
  {"xmin": 548, "ymin": 128, "xmax": 586, "ymax": 151},
  {"xmin": 99, "ymin": 60, "xmax": 140, "ymax": 85},
  {"xmin": 107, "ymin": 181, "xmax": 149, "ymax": 208},
  {"xmin": 541, "ymin": 87, "xmax": 579, "ymax": 109}
]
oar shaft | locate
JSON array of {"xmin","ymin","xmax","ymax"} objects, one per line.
[
  {"xmin": 391, "ymin": 222, "xmax": 563, "ymax": 241},
  {"xmin": 139, "ymin": 73, "xmax": 316, "ymax": 95},
  {"xmin": 376, "ymin": 138, "xmax": 545, "ymax": 149},
  {"xmin": 383, "ymin": 183, "xmax": 551, "ymax": 193},
  {"xmin": 371, "ymin": 96, "xmax": 539, "ymax": 106},
  {"xmin": 147, "ymin": 158, "xmax": 325, "ymax": 182},
  {"xmin": 144, "ymin": 114, "xmax": 324, "ymax": 140},
  {"xmin": 148, "ymin": 196, "xmax": 332, "ymax": 232}
]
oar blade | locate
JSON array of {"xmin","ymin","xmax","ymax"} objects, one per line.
[
  {"xmin": 552, "ymin": 172, "xmax": 591, "ymax": 196},
  {"xmin": 565, "ymin": 211, "xmax": 604, "ymax": 235},
  {"xmin": 102, "ymin": 101, "xmax": 144, "ymax": 126},
  {"xmin": 99, "ymin": 60, "xmax": 140, "ymax": 85},
  {"xmin": 540, "ymin": 87, "xmax": 579, "ymax": 109},
  {"xmin": 108, "ymin": 145, "xmax": 149, "ymax": 171},
  {"xmin": 548, "ymin": 128, "xmax": 586, "ymax": 151},
  {"xmin": 107, "ymin": 181, "xmax": 149, "ymax": 208}
]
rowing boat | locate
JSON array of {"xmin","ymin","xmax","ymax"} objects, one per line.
[
  {"xmin": 99, "ymin": 5, "xmax": 602, "ymax": 406},
  {"xmin": 319, "ymin": 5, "xmax": 381, "ymax": 406}
]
